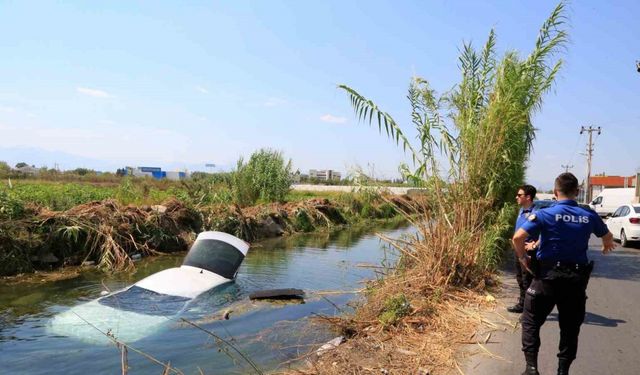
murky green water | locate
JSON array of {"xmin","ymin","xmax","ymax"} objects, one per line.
[{"xmin": 0, "ymin": 222, "xmax": 410, "ymax": 374}]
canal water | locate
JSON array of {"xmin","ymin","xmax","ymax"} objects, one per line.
[{"xmin": 0, "ymin": 222, "xmax": 410, "ymax": 374}]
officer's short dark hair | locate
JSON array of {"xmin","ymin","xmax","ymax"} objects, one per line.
[
  {"xmin": 555, "ymin": 172, "xmax": 579, "ymax": 196},
  {"xmin": 518, "ymin": 184, "xmax": 537, "ymax": 200}
]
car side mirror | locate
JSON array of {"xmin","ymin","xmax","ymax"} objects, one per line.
[{"xmin": 605, "ymin": 213, "xmax": 613, "ymax": 219}]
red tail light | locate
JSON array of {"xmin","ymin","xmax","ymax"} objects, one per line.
[{"xmin": 630, "ymin": 217, "xmax": 640, "ymax": 224}]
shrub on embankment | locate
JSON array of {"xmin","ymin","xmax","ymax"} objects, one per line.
[{"xmin": 0, "ymin": 185, "xmax": 416, "ymax": 277}]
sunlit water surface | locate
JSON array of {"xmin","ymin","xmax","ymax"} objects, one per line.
[{"xmin": 0, "ymin": 222, "xmax": 411, "ymax": 374}]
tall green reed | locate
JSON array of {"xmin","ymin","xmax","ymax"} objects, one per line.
[{"xmin": 339, "ymin": 2, "xmax": 567, "ymax": 278}]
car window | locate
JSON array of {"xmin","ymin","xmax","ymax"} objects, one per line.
[
  {"xmin": 634, "ymin": 207, "xmax": 640, "ymax": 214},
  {"xmin": 612, "ymin": 207, "xmax": 623, "ymax": 217},
  {"xmin": 592, "ymin": 196, "xmax": 602, "ymax": 205},
  {"xmin": 621, "ymin": 206, "xmax": 630, "ymax": 216},
  {"xmin": 98, "ymin": 286, "xmax": 190, "ymax": 316}
]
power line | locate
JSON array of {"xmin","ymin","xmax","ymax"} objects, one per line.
[
  {"xmin": 565, "ymin": 132, "xmax": 584, "ymax": 167},
  {"xmin": 580, "ymin": 126, "xmax": 601, "ymax": 203},
  {"xmin": 561, "ymin": 164, "xmax": 574, "ymax": 173}
]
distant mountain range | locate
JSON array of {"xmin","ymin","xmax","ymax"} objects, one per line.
[{"xmin": 0, "ymin": 147, "xmax": 230, "ymax": 173}]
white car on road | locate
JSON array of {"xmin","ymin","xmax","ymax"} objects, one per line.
[{"xmin": 606, "ymin": 204, "xmax": 640, "ymax": 247}]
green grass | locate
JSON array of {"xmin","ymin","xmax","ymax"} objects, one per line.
[
  {"xmin": 284, "ymin": 190, "xmax": 345, "ymax": 202},
  {"xmin": 0, "ymin": 180, "xmax": 177, "ymax": 211},
  {"xmin": 1, "ymin": 181, "xmax": 116, "ymax": 211},
  {"xmin": 0, "ymin": 180, "xmax": 395, "ymax": 214}
]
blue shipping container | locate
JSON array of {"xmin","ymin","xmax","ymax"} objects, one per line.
[{"xmin": 140, "ymin": 167, "xmax": 162, "ymax": 173}]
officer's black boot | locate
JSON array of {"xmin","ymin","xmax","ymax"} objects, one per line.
[
  {"xmin": 507, "ymin": 295, "xmax": 525, "ymax": 313},
  {"xmin": 557, "ymin": 358, "xmax": 572, "ymax": 375},
  {"xmin": 507, "ymin": 302, "xmax": 524, "ymax": 313},
  {"xmin": 521, "ymin": 352, "xmax": 540, "ymax": 375}
]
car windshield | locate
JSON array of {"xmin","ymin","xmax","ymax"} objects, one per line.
[
  {"xmin": 182, "ymin": 239, "xmax": 245, "ymax": 279},
  {"xmin": 98, "ymin": 286, "xmax": 190, "ymax": 316}
]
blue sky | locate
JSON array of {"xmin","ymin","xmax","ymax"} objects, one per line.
[{"xmin": 0, "ymin": 1, "xmax": 638, "ymax": 188}]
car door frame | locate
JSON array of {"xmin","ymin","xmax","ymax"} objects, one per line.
[{"xmin": 609, "ymin": 206, "xmax": 623, "ymax": 238}]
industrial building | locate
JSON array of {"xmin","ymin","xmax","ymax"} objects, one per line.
[{"xmin": 125, "ymin": 166, "xmax": 189, "ymax": 180}]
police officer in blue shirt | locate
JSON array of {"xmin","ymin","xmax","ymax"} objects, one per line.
[
  {"xmin": 512, "ymin": 173, "xmax": 616, "ymax": 375},
  {"xmin": 508, "ymin": 184, "xmax": 539, "ymax": 313}
]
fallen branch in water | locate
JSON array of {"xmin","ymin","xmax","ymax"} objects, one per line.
[{"xmin": 72, "ymin": 312, "xmax": 185, "ymax": 375}]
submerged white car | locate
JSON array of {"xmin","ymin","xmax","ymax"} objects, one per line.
[
  {"xmin": 606, "ymin": 204, "xmax": 640, "ymax": 247},
  {"xmin": 48, "ymin": 231, "xmax": 249, "ymax": 344}
]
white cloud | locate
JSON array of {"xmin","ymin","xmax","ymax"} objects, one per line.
[
  {"xmin": 320, "ymin": 114, "xmax": 347, "ymax": 124},
  {"xmin": 264, "ymin": 97, "xmax": 287, "ymax": 107},
  {"xmin": 76, "ymin": 87, "xmax": 113, "ymax": 98},
  {"xmin": 195, "ymin": 86, "xmax": 209, "ymax": 94}
]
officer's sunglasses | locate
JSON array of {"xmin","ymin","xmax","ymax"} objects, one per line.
[{"xmin": 516, "ymin": 193, "xmax": 527, "ymax": 197}]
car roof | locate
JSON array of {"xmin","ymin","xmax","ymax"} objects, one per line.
[{"xmin": 533, "ymin": 200, "xmax": 556, "ymax": 209}]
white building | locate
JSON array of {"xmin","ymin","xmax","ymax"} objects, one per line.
[
  {"xmin": 14, "ymin": 165, "xmax": 39, "ymax": 175},
  {"xmin": 309, "ymin": 169, "xmax": 341, "ymax": 181}
]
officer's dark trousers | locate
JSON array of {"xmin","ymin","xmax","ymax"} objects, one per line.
[
  {"xmin": 514, "ymin": 250, "xmax": 536, "ymax": 306},
  {"xmin": 521, "ymin": 278, "xmax": 586, "ymax": 361}
]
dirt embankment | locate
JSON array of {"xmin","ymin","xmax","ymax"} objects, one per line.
[{"xmin": 0, "ymin": 195, "xmax": 417, "ymax": 278}]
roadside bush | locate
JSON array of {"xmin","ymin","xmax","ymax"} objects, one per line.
[
  {"xmin": 232, "ymin": 149, "xmax": 292, "ymax": 206},
  {"xmin": 116, "ymin": 178, "xmax": 140, "ymax": 204},
  {"xmin": 173, "ymin": 174, "xmax": 233, "ymax": 208},
  {"xmin": 0, "ymin": 161, "xmax": 11, "ymax": 178},
  {"xmin": 0, "ymin": 190, "xmax": 25, "ymax": 220},
  {"xmin": 378, "ymin": 293, "xmax": 411, "ymax": 326}
]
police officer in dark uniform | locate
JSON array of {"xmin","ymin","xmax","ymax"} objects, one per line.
[
  {"xmin": 512, "ymin": 173, "xmax": 616, "ymax": 375},
  {"xmin": 508, "ymin": 184, "xmax": 539, "ymax": 313}
]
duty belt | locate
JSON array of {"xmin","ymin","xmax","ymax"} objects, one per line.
[
  {"xmin": 538, "ymin": 260, "xmax": 589, "ymax": 271},
  {"xmin": 536, "ymin": 260, "xmax": 594, "ymax": 281}
]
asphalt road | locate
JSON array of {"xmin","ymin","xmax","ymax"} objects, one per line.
[{"xmin": 462, "ymin": 236, "xmax": 640, "ymax": 375}]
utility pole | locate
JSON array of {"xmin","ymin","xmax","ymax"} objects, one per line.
[
  {"xmin": 561, "ymin": 164, "xmax": 574, "ymax": 173},
  {"xmin": 580, "ymin": 126, "xmax": 601, "ymax": 203}
]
